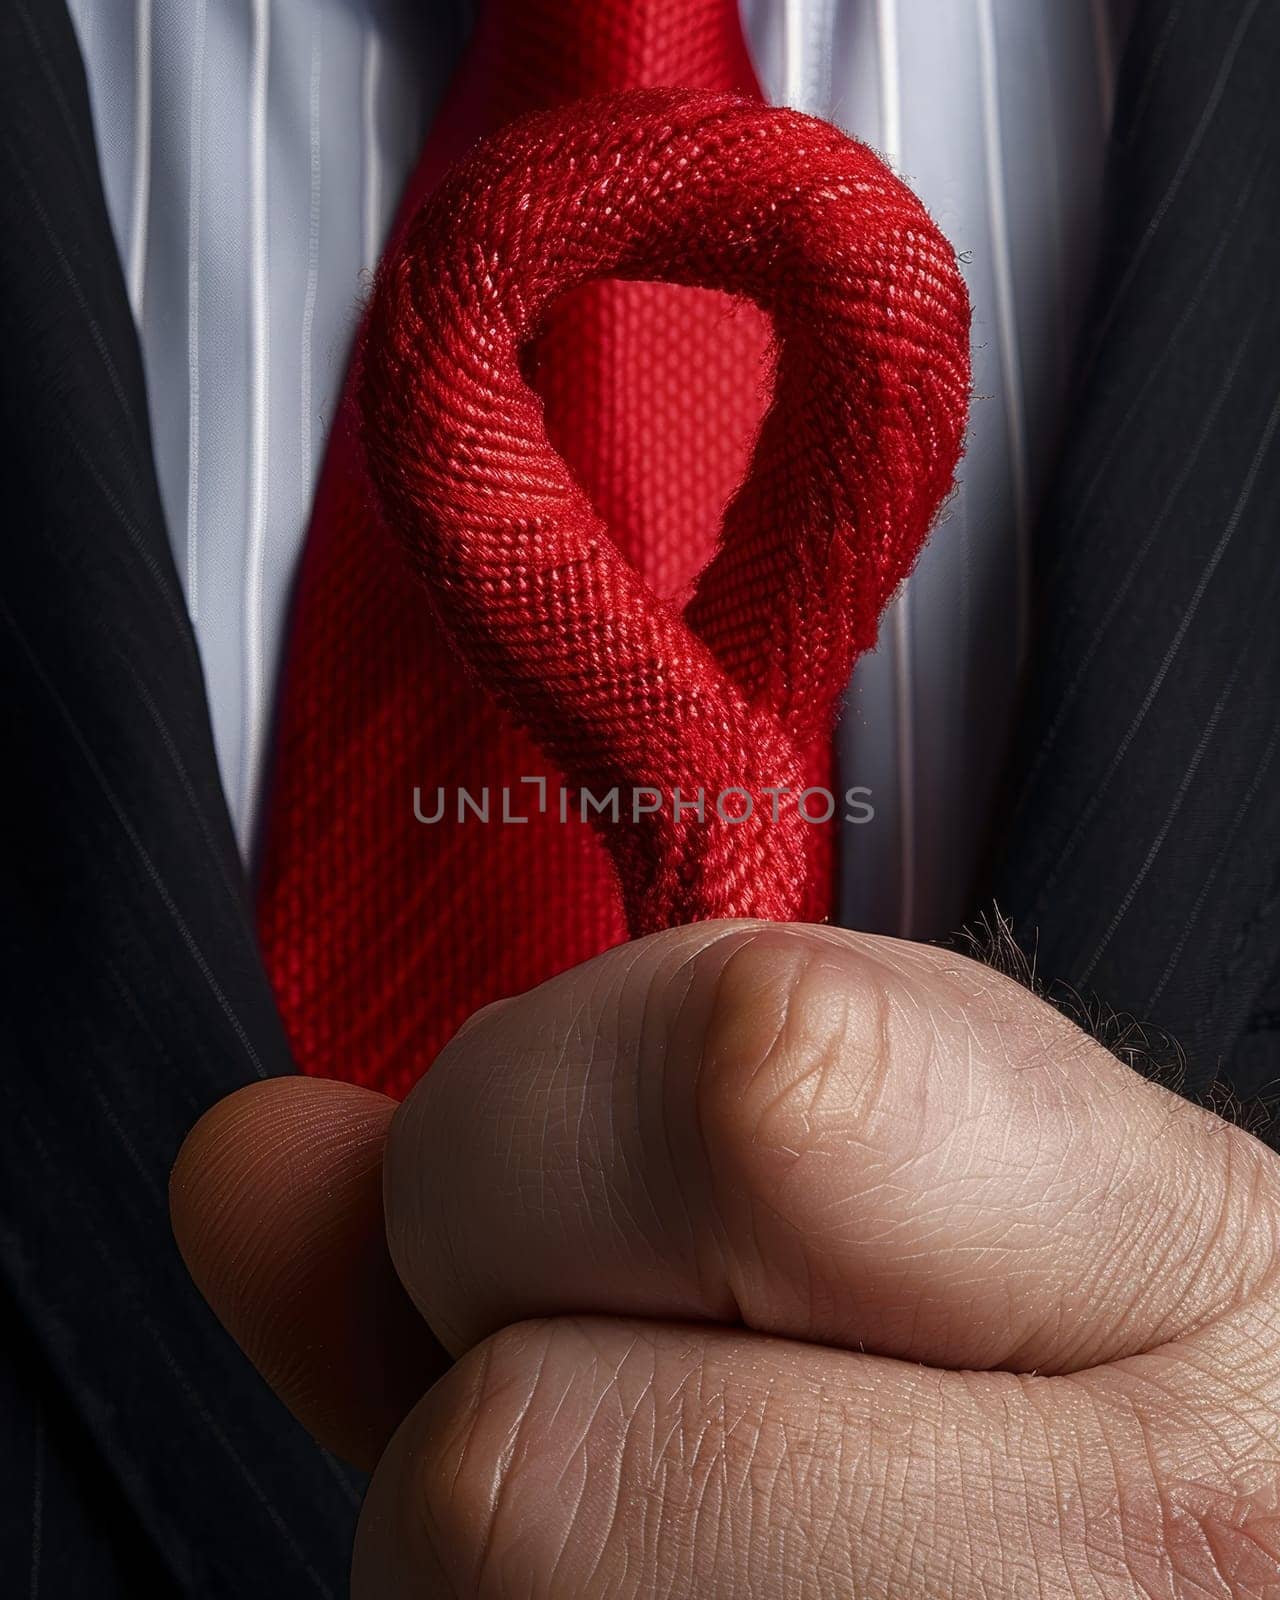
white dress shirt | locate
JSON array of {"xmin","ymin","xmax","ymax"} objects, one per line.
[{"xmin": 68, "ymin": 0, "xmax": 1132, "ymax": 938}]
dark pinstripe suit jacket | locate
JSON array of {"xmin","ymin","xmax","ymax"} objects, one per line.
[{"xmin": 2, "ymin": 1, "xmax": 1278, "ymax": 1593}]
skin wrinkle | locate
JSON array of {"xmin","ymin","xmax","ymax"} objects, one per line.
[
  {"xmin": 665, "ymin": 924, "xmax": 786, "ymax": 1310},
  {"xmin": 468, "ymin": 1329, "xmax": 559, "ymax": 1596},
  {"xmin": 1131, "ymin": 1401, "xmax": 1187, "ymax": 1596},
  {"xmin": 538, "ymin": 990, "xmax": 587, "ymax": 1240},
  {"xmin": 694, "ymin": 933, "xmax": 902, "ymax": 1327},
  {"xmin": 370, "ymin": 1340, "xmax": 493, "ymax": 1600},
  {"xmin": 1112, "ymin": 1133, "xmax": 1280, "ymax": 1367},
  {"xmin": 715, "ymin": 938, "xmax": 1071, "ymax": 1365},
  {"xmin": 631, "ymin": 940, "xmax": 707, "ymax": 1282},
  {"xmin": 631, "ymin": 959, "xmax": 706, "ymax": 1300},
  {"xmin": 697, "ymin": 938, "xmax": 825, "ymax": 1308},
  {"xmin": 548, "ymin": 1346, "xmax": 627, "ymax": 1594},
  {"xmin": 469, "ymin": 1380, "xmax": 540, "ymax": 1595},
  {"xmin": 1084, "ymin": 1342, "xmax": 1280, "ymax": 1593}
]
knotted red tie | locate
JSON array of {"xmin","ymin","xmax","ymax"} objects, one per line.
[{"xmin": 258, "ymin": 0, "xmax": 970, "ymax": 1099}]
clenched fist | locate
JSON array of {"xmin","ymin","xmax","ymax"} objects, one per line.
[{"xmin": 171, "ymin": 924, "xmax": 1280, "ymax": 1596}]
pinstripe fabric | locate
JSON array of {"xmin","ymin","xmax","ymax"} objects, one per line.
[
  {"xmin": 64, "ymin": 0, "xmax": 469, "ymax": 853},
  {"xmin": 1, "ymin": 1290, "xmax": 171, "ymax": 1597},
  {"xmin": 0, "ymin": 3, "xmax": 366, "ymax": 1591},
  {"xmin": 988, "ymin": 0, "xmax": 1280, "ymax": 1095},
  {"xmin": 70, "ymin": 0, "xmax": 1124, "ymax": 937},
  {"xmin": 803, "ymin": 0, "xmax": 1132, "ymax": 937}
]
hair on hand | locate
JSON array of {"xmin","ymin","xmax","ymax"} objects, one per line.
[{"xmin": 951, "ymin": 905, "xmax": 1280, "ymax": 1150}]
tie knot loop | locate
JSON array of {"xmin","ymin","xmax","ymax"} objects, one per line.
[{"xmin": 358, "ymin": 88, "xmax": 970, "ymax": 933}]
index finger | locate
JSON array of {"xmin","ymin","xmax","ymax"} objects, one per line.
[{"xmin": 384, "ymin": 920, "xmax": 1280, "ymax": 1374}]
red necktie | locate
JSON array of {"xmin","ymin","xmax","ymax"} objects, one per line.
[{"xmin": 258, "ymin": 0, "xmax": 970, "ymax": 1099}]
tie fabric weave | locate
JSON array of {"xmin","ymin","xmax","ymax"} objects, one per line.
[{"xmin": 258, "ymin": 0, "xmax": 970, "ymax": 1099}]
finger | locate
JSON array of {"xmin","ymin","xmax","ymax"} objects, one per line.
[
  {"xmin": 170, "ymin": 1076, "xmax": 447, "ymax": 1470},
  {"xmin": 351, "ymin": 1312, "xmax": 1280, "ymax": 1598},
  {"xmin": 385, "ymin": 921, "xmax": 1280, "ymax": 1373}
]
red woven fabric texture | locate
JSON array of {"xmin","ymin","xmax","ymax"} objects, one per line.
[
  {"xmin": 256, "ymin": 0, "xmax": 970, "ymax": 1099},
  {"xmin": 361, "ymin": 85, "xmax": 970, "ymax": 937}
]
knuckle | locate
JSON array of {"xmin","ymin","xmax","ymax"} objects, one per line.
[
  {"xmin": 407, "ymin": 1320, "xmax": 562, "ymax": 1595},
  {"xmin": 1146, "ymin": 1450, "xmax": 1280, "ymax": 1597},
  {"xmin": 413, "ymin": 1317, "xmax": 845, "ymax": 1600},
  {"xmin": 405, "ymin": 1319, "xmax": 656, "ymax": 1598},
  {"xmin": 693, "ymin": 929, "xmax": 902, "ymax": 1230},
  {"xmin": 682, "ymin": 927, "xmax": 928, "ymax": 1336},
  {"xmin": 1086, "ymin": 1364, "xmax": 1280, "ymax": 1598},
  {"xmin": 1181, "ymin": 1487, "xmax": 1280, "ymax": 1596}
]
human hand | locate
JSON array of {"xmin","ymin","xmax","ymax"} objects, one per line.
[{"xmin": 172, "ymin": 923, "xmax": 1280, "ymax": 1596}]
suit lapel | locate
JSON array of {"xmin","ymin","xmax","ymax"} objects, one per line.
[
  {"xmin": 0, "ymin": 3, "xmax": 362, "ymax": 1591},
  {"xmin": 986, "ymin": 0, "xmax": 1280, "ymax": 1096}
]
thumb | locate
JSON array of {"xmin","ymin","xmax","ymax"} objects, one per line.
[{"xmin": 170, "ymin": 1076, "xmax": 447, "ymax": 1471}]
